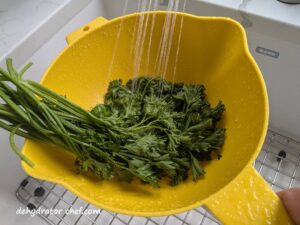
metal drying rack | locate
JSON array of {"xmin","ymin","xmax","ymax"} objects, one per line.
[{"xmin": 15, "ymin": 129, "xmax": 300, "ymax": 225}]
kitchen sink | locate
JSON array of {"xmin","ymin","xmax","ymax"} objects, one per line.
[{"xmin": 1, "ymin": 0, "xmax": 300, "ymax": 224}]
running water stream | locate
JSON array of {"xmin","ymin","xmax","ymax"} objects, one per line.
[
  {"xmin": 106, "ymin": 0, "xmax": 129, "ymax": 82},
  {"xmin": 107, "ymin": 0, "xmax": 187, "ymax": 94}
]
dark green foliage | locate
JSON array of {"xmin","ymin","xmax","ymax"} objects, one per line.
[{"xmin": 0, "ymin": 59, "xmax": 226, "ymax": 187}]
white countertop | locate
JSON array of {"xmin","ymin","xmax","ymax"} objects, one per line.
[
  {"xmin": 241, "ymin": 0, "xmax": 300, "ymax": 29},
  {"xmin": 0, "ymin": 0, "xmax": 67, "ymax": 59},
  {"xmin": 197, "ymin": 0, "xmax": 300, "ymax": 29},
  {"xmin": 2, "ymin": 0, "xmax": 300, "ymax": 63},
  {"xmin": 0, "ymin": 0, "xmax": 92, "ymax": 67},
  {"xmin": 1, "ymin": 0, "xmax": 300, "ymax": 67}
]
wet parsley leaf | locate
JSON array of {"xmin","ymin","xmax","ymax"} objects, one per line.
[
  {"xmin": 88, "ymin": 76, "xmax": 226, "ymax": 186},
  {"xmin": 0, "ymin": 60, "xmax": 226, "ymax": 187}
]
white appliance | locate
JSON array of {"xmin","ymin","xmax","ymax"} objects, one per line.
[{"xmin": 0, "ymin": 0, "xmax": 300, "ymax": 224}]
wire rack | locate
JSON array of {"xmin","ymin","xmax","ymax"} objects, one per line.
[{"xmin": 15, "ymin": 129, "xmax": 300, "ymax": 225}]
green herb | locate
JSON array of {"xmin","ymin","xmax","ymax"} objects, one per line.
[{"xmin": 0, "ymin": 59, "xmax": 226, "ymax": 187}]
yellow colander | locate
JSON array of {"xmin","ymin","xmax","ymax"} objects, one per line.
[{"xmin": 21, "ymin": 12, "xmax": 293, "ymax": 224}]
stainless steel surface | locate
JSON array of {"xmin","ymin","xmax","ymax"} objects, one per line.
[{"xmin": 15, "ymin": 129, "xmax": 300, "ymax": 225}]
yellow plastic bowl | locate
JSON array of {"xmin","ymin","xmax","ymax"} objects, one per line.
[{"xmin": 22, "ymin": 12, "xmax": 293, "ymax": 224}]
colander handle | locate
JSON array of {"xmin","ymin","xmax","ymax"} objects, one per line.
[
  {"xmin": 205, "ymin": 166, "xmax": 294, "ymax": 224},
  {"xmin": 66, "ymin": 17, "xmax": 109, "ymax": 44}
]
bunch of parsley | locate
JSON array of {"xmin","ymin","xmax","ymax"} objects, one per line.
[{"xmin": 0, "ymin": 59, "xmax": 225, "ymax": 187}]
